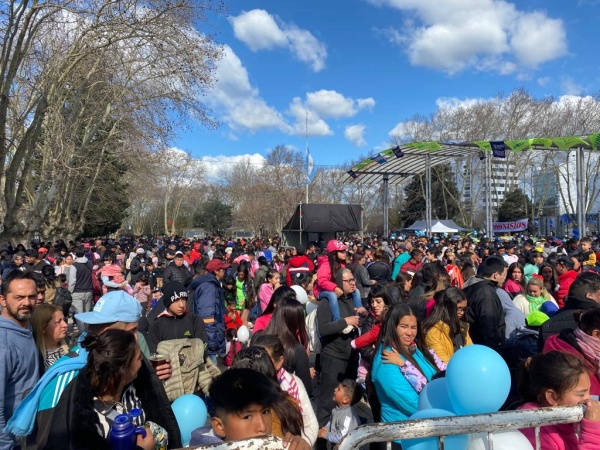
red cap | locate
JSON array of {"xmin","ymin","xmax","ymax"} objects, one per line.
[
  {"xmin": 206, "ymin": 259, "xmax": 231, "ymax": 273},
  {"xmin": 38, "ymin": 247, "xmax": 48, "ymax": 253}
]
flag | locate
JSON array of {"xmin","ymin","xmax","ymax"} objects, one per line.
[
  {"xmin": 306, "ymin": 147, "xmax": 315, "ymax": 183},
  {"xmin": 491, "ymin": 141, "xmax": 506, "ymax": 158},
  {"xmin": 371, "ymin": 153, "xmax": 386, "ymax": 164}
]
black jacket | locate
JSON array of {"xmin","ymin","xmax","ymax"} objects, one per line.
[
  {"xmin": 463, "ymin": 279, "xmax": 506, "ymax": 352},
  {"xmin": 147, "ymin": 311, "xmax": 208, "ymax": 353},
  {"xmin": 40, "ymin": 357, "xmax": 181, "ymax": 449},
  {"xmin": 316, "ymin": 294, "xmax": 358, "ymax": 361},
  {"xmin": 129, "ymin": 256, "xmax": 146, "ymax": 285},
  {"xmin": 162, "ymin": 263, "xmax": 193, "ymax": 288},
  {"xmin": 539, "ymin": 295, "xmax": 599, "ymax": 347}
]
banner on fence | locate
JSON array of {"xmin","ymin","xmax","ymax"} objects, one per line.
[{"xmin": 492, "ymin": 218, "xmax": 528, "ymax": 233}]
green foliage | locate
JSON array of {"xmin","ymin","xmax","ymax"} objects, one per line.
[
  {"xmin": 498, "ymin": 188, "xmax": 532, "ymax": 222},
  {"xmin": 193, "ymin": 198, "xmax": 233, "ymax": 234},
  {"xmin": 397, "ymin": 163, "xmax": 461, "ymax": 227}
]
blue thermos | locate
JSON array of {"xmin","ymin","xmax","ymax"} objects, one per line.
[{"xmin": 109, "ymin": 413, "xmax": 147, "ymax": 450}]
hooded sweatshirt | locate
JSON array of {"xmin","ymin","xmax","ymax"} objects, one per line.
[{"xmin": 0, "ymin": 317, "xmax": 39, "ymax": 449}]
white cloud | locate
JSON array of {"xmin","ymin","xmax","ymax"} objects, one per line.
[
  {"xmin": 388, "ymin": 121, "xmax": 410, "ymax": 138},
  {"xmin": 206, "ymin": 47, "xmax": 375, "ymax": 138},
  {"xmin": 345, "ymin": 124, "xmax": 367, "ymax": 147},
  {"xmin": 288, "ymin": 97, "xmax": 333, "ymax": 136},
  {"xmin": 200, "ymin": 153, "xmax": 266, "ymax": 181},
  {"xmin": 287, "ymin": 90, "xmax": 376, "ymax": 136},
  {"xmin": 370, "ymin": 0, "xmax": 567, "ymax": 75},
  {"xmin": 305, "ymin": 90, "xmax": 376, "ymax": 118},
  {"xmin": 228, "ymin": 9, "xmax": 287, "ymax": 51},
  {"xmin": 206, "ymin": 45, "xmax": 289, "ymax": 133},
  {"xmin": 560, "ymin": 77, "xmax": 585, "ymax": 96},
  {"xmin": 357, "ymin": 98, "xmax": 376, "ymax": 110},
  {"xmin": 435, "ymin": 96, "xmax": 487, "ymax": 110},
  {"xmin": 537, "ymin": 76, "xmax": 551, "ymax": 88},
  {"xmin": 230, "ymin": 9, "xmax": 327, "ymax": 72}
]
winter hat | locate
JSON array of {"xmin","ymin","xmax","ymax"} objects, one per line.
[
  {"xmin": 526, "ymin": 310, "xmax": 550, "ymax": 327},
  {"xmin": 161, "ymin": 281, "xmax": 188, "ymax": 308},
  {"xmin": 540, "ymin": 301, "xmax": 559, "ymax": 318}
]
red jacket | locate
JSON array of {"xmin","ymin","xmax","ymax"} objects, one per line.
[
  {"xmin": 401, "ymin": 260, "xmax": 422, "ymax": 274},
  {"xmin": 354, "ymin": 315, "xmax": 381, "ymax": 349},
  {"xmin": 190, "ymin": 246, "xmax": 202, "ymax": 264},
  {"xmin": 557, "ymin": 270, "xmax": 578, "ymax": 308},
  {"xmin": 225, "ymin": 309, "xmax": 242, "ymax": 331},
  {"xmin": 285, "ymin": 255, "xmax": 315, "ymax": 286}
]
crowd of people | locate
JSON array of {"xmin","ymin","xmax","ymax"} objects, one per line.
[{"xmin": 2, "ymin": 233, "xmax": 600, "ymax": 449}]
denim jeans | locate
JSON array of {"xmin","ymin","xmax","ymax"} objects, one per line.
[{"xmin": 318, "ymin": 289, "xmax": 362, "ymax": 321}]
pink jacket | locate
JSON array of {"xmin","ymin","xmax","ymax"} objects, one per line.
[
  {"xmin": 543, "ymin": 335, "xmax": 600, "ymax": 396},
  {"xmin": 258, "ymin": 283, "xmax": 275, "ymax": 312},
  {"xmin": 314, "ymin": 255, "xmax": 343, "ymax": 297},
  {"xmin": 518, "ymin": 402, "xmax": 600, "ymax": 449}
]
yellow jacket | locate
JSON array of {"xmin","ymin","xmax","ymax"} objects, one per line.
[{"xmin": 425, "ymin": 321, "xmax": 473, "ymax": 364}]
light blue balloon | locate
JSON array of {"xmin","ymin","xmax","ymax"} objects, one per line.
[
  {"xmin": 446, "ymin": 345, "xmax": 511, "ymax": 415},
  {"xmin": 402, "ymin": 409, "xmax": 469, "ymax": 450},
  {"xmin": 171, "ymin": 394, "xmax": 208, "ymax": 446},
  {"xmin": 418, "ymin": 378, "xmax": 454, "ymax": 412}
]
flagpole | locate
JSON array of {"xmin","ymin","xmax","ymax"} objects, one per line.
[{"xmin": 305, "ymin": 112, "xmax": 309, "ymax": 203}]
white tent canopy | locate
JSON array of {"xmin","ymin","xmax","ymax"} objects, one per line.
[{"xmin": 404, "ymin": 220, "xmax": 471, "ymax": 233}]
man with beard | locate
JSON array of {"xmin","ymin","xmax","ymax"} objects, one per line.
[{"xmin": 0, "ymin": 270, "xmax": 39, "ymax": 449}]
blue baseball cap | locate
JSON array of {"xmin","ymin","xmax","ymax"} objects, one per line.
[{"xmin": 75, "ymin": 291, "xmax": 142, "ymax": 324}]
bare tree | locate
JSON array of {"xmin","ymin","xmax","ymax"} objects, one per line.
[{"xmin": 0, "ymin": 0, "xmax": 223, "ymax": 241}]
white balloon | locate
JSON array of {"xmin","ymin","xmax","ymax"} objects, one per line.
[
  {"xmin": 468, "ymin": 430, "xmax": 534, "ymax": 450},
  {"xmin": 237, "ymin": 325, "xmax": 250, "ymax": 343},
  {"xmin": 291, "ymin": 285, "xmax": 308, "ymax": 305}
]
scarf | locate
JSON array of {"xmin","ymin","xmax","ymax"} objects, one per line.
[
  {"xmin": 525, "ymin": 294, "xmax": 546, "ymax": 314},
  {"xmin": 277, "ymin": 367, "xmax": 302, "ymax": 412},
  {"xmin": 574, "ymin": 328, "xmax": 600, "ymax": 377},
  {"xmin": 5, "ymin": 347, "xmax": 89, "ymax": 436}
]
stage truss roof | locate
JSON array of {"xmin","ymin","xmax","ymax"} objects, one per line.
[{"xmin": 339, "ymin": 135, "xmax": 600, "ymax": 186}]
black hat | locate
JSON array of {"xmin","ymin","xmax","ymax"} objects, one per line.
[
  {"xmin": 161, "ymin": 281, "xmax": 188, "ymax": 308},
  {"xmin": 556, "ymin": 255, "xmax": 574, "ymax": 269}
]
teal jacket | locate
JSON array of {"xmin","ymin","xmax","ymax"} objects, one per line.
[{"xmin": 371, "ymin": 345, "xmax": 438, "ymax": 422}]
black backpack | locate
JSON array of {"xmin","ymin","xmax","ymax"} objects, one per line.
[{"xmin": 54, "ymin": 287, "xmax": 73, "ymax": 318}]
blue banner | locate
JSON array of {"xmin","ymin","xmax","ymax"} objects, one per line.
[{"xmin": 491, "ymin": 141, "xmax": 506, "ymax": 158}]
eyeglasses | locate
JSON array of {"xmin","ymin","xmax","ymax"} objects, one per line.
[
  {"xmin": 457, "ymin": 307, "xmax": 467, "ymax": 314},
  {"xmin": 343, "ymin": 278, "xmax": 356, "ymax": 284}
]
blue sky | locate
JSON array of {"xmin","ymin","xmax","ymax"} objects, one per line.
[{"xmin": 175, "ymin": 0, "xmax": 600, "ymax": 176}]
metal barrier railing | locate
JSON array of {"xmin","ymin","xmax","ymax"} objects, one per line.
[
  {"xmin": 184, "ymin": 405, "xmax": 585, "ymax": 450},
  {"xmin": 337, "ymin": 405, "xmax": 585, "ymax": 450}
]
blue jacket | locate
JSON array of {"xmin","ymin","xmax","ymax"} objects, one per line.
[
  {"xmin": 193, "ymin": 274, "xmax": 226, "ymax": 355},
  {"xmin": 0, "ymin": 317, "xmax": 39, "ymax": 450},
  {"xmin": 371, "ymin": 346, "xmax": 437, "ymax": 423}
]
